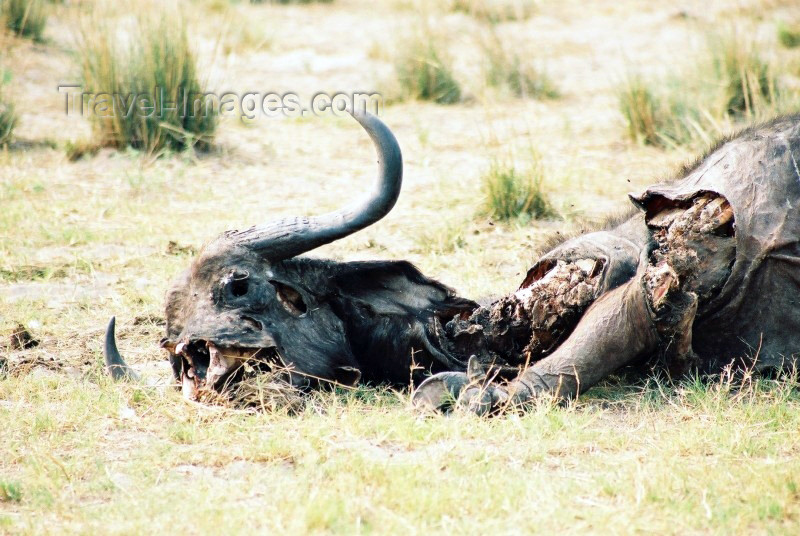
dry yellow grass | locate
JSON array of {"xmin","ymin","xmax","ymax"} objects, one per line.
[{"xmin": 2, "ymin": 0, "xmax": 800, "ymax": 533}]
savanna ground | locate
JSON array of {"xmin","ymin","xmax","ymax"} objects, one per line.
[{"xmin": 2, "ymin": 0, "xmax": 800, "ymax": 533}]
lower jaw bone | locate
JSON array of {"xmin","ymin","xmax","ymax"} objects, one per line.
[{"xmin": 177, "ymin": 343, "xmax": 256, "ymax": 401}]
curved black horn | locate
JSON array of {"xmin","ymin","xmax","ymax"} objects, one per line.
[
  {"xmin": 104, "ymin": 317, "xmax": 140, "ymax": 381},
  {"xmin": 228, "ymin": 110, "xmax": 403, "ymax": 260}
]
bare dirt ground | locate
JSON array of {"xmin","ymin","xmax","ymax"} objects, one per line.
[{"xmin": 2, "ymin": 0, "xmax": 800, "ymax": 533}]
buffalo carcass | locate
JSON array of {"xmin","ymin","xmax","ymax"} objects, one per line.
[{"xmin": 105, "ymin": 112, "xmax": 800, "ymax": 413}]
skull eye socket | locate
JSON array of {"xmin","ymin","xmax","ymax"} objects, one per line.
[
  {"xmin": 223, "ymin": 270, "xmax": 250, "ymax": 300},
  {"xmin": 230, "ymin": 278, "xmax": 249, "ymax": 297},
  {"xmin": 270, "ymin": 280, "xmax": 307, "ymax": 316}
]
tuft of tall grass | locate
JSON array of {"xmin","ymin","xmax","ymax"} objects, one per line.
[
  {"xmin": 1, "ymin": 0, "xmax": 47, "ymax": 41},
  {"xmin": 619, "ymin": 32, "xmax": 788, "ymax": 149},
  {"xmin": 77, "ymin": 6, "xmax": 217, "ymax": 154},
  {"xmin": 617, "ymin": 77, "xmax": 714, "ymax": 148},
  {"xmin": 482, "ymin": 154, "xmax": 553, "ymax": 222},
  {"xmin": 618, "ymin": 77, "xmax": 660, "ymax": 146},
  {"xmin": 482, "ymin": 31, "xmax": 557, "ymax": 99},
  {"xmin": 708, "ymin": 32, "xmax": 776, "ymax": 117},
  {"xmin": 0, "ymin": 68, "xmax": 16, "ymax": 146},
  {"xmin": 777, "ymin": 22, "xmax": 800, "ymax": 49},
  {"xmin": 0, "ymin": 481, "xmax": 22, "ymax": 502},
  {"xmin": 394, "ymin": 31, "xmax": 461, "ymax": 104},
  {"xmin": 0, "ymin": 99, "xmax": 15, "ymax": 146}
]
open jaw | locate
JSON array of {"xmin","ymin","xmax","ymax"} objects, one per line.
[{"xmin": 166, "ymin": 340, "xmax": 280, "ymax": 401}]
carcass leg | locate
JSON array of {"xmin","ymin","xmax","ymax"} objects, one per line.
[
  {"xmin": 414, "ymin": 273, "xmax": 664, "ymax": 414},
  {"xmin": 417, "ymin": 258, "xmax": 608, "ymax": 412},
  {"xmin": 488, "ymin": 274, "xmax": 663, "ymax": 412}
]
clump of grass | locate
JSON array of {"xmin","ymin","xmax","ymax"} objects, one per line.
[
  {"xmin": 482, "ymin": 32, "xmax": 557, "ymax": 99},
  {"xmin": 618, "ymin": 76, "xmax": 722, "ymax": 149},
  {"xmin": 619, "ymin": 32, "xmax": 785, "ymax": 149},
  {"xmin": 77, "ymin": 6, "xmax": 217, "ymax": 154},
  {"xmin": 0, "ymin": 97, "xmax": 16, "ymax": 146},
  {"xmin": 482, "ymin": 154, "xmax": 553, "ymax": 222},
  {"xmin": 450, "ymin": 0, "xmax": 535, "ymax": 23},
  {"xmin": 1, "ymin": 0, "xmax": 47, "ymax": 41},
  {"xmin": 0, "ymin": 481, "xmax": 22, "ymax": 502},
  {"xmin": 709, "ymin": 32, "xmax": 776, "ymax": 117},
  {"xmin": 777, "ymin": 22, "xmax": 800, "ymax": 48},
  {"xmin": 65, "ymin": 139, "xmax": 100, "ymax": 162},
  {"xmin": 0, "ymin": 68, "xmax": 16, "ymax": 146},
  {"xmin": 618, "ymin": 77, "xmax": 660, "ymax": 146},
  {"xmin": 394, "ymin": 31, "xmax": 461, "ymax": 104}
]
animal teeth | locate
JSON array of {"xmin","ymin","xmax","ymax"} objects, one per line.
[
  {"xmin": 205, "ymin": 342, "xmax": 237, "ymax": 387},
  {"xmin": 181, "ymin": 373, "xmax": 198, "ymax": 401},
  {"xmin": 175, "ymin": 342, "xmax": 186, "ymax": 355}
]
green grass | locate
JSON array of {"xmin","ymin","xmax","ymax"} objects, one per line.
[
  {"xmin": 1, "ymin": 371, "xmax": 799, "ymax": 533},
  {"xmin": 394, "ymin": 31, "xmax": 462, "ymax": 105},
  {"xmin": 1, "ymin": 0, "xmax": 47, "ymax": 41},
  {"xmin": 617, "ymin": 76, "xmax": 715, "ymax": 148},
  {"xmin": 482, "ymin": 155, "xmax": 554, "ymax": 222},
  {"xmin": 77, "ymin": 5, "xmax": 217, "ymax": 154},
  {"xmin": 777, "ymin": 22, "xmax": 800, "ymax": 49},
  {"xmin": 618, "ymin": 76, "xmax": 661, "ymax": 146},
  {"xmin": 619, "ymin": 31, "xmax": 790, "ymax": 149},
  {"xmin": 0, "ymin": 480, "xmax": 22, "ymax": 502},
  {"xmin": 708, "ymin": 32, "xmax": 776, "ymax": 117}
]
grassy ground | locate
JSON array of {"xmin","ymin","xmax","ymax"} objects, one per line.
[{"xmin": 2, "ymin": 0, "xmax": 800, "ymax": 533}]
